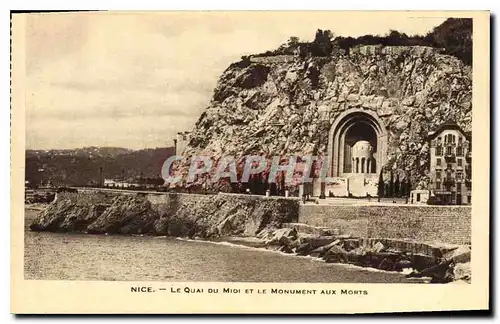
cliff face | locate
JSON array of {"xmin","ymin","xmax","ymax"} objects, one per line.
[
  {"xmin": 178, "ymin": 45, "xmax": 472, "ymax": 188},
  {"xmin": 30, "ymin": 192, "xmax": 299, "ymax": 237}
]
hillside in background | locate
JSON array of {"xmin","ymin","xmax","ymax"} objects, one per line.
[{"xmin": 25, "ymin": 147, "xmax": 174, "ymax": 187}]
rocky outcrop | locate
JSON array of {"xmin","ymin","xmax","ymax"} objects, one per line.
[
  {"xmin": 29, "ymin": 192, "xmax": 300, "ymax": 238},
  {"xmin": 87, "ymin": 195, "xmax": 160, "ymax": 234},
  {"xmin": 174, "ymin": 45, "xmax": 471, "ymax": 189},
  {"xmin": 29, "ymin": 193, "xmax": 110, "ymax": 232},
  {"xmin": 262, "ymin": 226, "xmax": 471, "ymax": 283}
]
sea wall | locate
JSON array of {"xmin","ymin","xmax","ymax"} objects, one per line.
[
  {"xmin": 29, "ymin": 190, "xmax": 300, "ymax": 238},
  {"xmin": 299, "ymin": 204, "xmax": 471, "ymax": 245}
]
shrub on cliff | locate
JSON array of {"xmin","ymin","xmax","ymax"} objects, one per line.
[
  {"xmin": 254, "ymin": 18, "xmax": 472, "ymax": 65},
  {"xmin": 427, "ymin": 18, "xmax": 473, "ymax": 65}
]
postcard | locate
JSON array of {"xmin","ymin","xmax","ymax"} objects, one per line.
[{"xmin": 10, "ymin": 10, "xmax": 490, "ymax": 314}]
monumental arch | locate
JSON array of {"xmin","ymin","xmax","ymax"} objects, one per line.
[{"xmin": 327, "ymin": 108, "xmax": 388, "ymax": 178}]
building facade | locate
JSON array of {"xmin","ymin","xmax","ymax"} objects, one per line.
[
  {"xmin": 174, "ymin": 131, "xmax": 191, "ymax": 156},
  {"xmin": 428, "ymin": 124, "xmax": 472, "ymax": 205}
]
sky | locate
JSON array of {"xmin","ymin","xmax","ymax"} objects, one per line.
[{"xmin": 22, "ymin": 12, "xmax": 446, "ymax": 150}]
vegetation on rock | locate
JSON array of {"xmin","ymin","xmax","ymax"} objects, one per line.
[{"xmin": 253, "ymin": 18, "xmax": 472, "ymax": 65}]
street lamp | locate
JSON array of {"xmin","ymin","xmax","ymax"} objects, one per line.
[
  {"xmin": 38, "ymin": 168, "xmax": 44, "ymax": 188},
  {"xmin": 318, "ymin": 106, "xmax": 331, "ymax": 200}
]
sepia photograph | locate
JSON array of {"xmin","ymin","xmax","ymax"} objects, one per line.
[{"xmin": 10, "ymin": 10, "xmax": 490, "ymax": 314}]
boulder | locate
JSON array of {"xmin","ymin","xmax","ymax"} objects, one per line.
[
  {"xmin": 452, "ymin": 262, "xmax": 471, "ymax": 283},
  {"xmin": 281, "ymin": 223, "xmax": 338, "ymax": 236},
  {"xmin": 443, "ymin": 245, "xmax": 471, "ymax": 264},
  {"xmin": 296, "ymin": 242, "xmax": 312, "ymax": 256},
  {"xmin": 278, "ymin": 245, "xmax": 294, "ymax": 254},
  {"xmin": 372, "ymin": 241, "xmax": 385, "ymax": 253},
  {"xmin": 411, "ymin": 253, "xmax": 438, "ymax": 271},
  {"xmin": 342, "ymin": 238, "xmax": 362, "ymax": 251},
  {"xmin": 308, "ymin": 239, "xmax": 341, "ymax": 257},
  {"xmin": 394, "ymin": 260, "xmax": 413, "ymax": 272},
  {"xmin": 420, "ymin": 260, "xmax": 455, "ymax": 283},
  {"xmin": 307, "ymin": 236, "xmax": 338, "ymax": 249},
  {"xmin": 265, "ymin": 227, "xmax": 298, "ymax": 246},
  {"xmin": 324, "ymin": 245, "xmax": 348, "ymax": 263}
]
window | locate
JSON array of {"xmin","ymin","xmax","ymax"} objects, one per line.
[
  {"xmin": 457, "ymin": 172, "xmax": 463, "ymax": 180},
  {"xmin": 446, "ymin": 146, "xmax": 452, "ymax": 155},
  {"xmin": 437, "ymin": 158, "xmax": 441, "ymax": 166},
  {"xmin": 459, "ymin": 136, "xmax": 463, "ymax": 144},
  {"xmin": 416, "ymin": 193, "xmax": 421, "ymax": 202},
  {"xmin": 437, "ymin": 136, "xmax": 442, "ymax": 144},
  {"xmin": 457, "ymin": 159, "xmax": 463, "ymax": 166},
  {"xmin": 447, "ymin": 163, "xmax": 452, "ymax": 170},
  {"xmin": 436, "ymin": 183, "xmax": 441, "ymax": 190},
  {"xmin": 436, "ymin": 171, "xmax": 441, "ymax": 179},
  {"xmin": 436, "ymin": 146, "xmax": 442, "ymax": 156},
  {"xmin": 457, "ymin": 146, "xmax": 463, "ymax": 156}
]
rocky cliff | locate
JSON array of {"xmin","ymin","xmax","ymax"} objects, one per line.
[
  {"xmin": 176, "ymin": 45, "xmax": 472, "ymax": 189},
  {"xmin": 30, "ymin": 192, "xmax": 299, "ymax": 237}
]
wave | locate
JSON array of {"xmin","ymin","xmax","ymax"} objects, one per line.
[{"xmin": 174, "ymin": 237, "xmax": 416, "ymax": 276}]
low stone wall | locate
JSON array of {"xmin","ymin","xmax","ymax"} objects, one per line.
[
  {"xmin": 249, "ymin": 55, "xmax": 296, "ymax": 64},
  {"xmin": 349, "ymin": 45, "xmax": 440, "ymax": 57},
  {"xmin": 299, "ymin": 204, "xmax": 471, "ymax": 245}
]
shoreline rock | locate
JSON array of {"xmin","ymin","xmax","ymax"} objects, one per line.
[
  {"xmin": 29, "ymin": 192, "xmax": 299, "ymax": 239},
  {"xmin": 259, "ymin": 226, "xmax": 471, "ymax": 283},
  {"xmin": 28, "ymin": 192, "xmax": 470, "ymax": 283}
]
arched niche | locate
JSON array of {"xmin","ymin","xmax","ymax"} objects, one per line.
[{"xmin": 327, "ymin": 109, "xmax": 388, "ymax": 177}]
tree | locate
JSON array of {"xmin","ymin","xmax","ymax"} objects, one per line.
[
  {"xmin": 388, "ymin": 171, "xmax": 394, "ymax": 198},
  {"xmin": 270, "ymin": 182, "xmax": 278, "ymax": 196},
  {"xmin": 394, "ymin": 173, "xmax": 400, "ymax": 197},
  {"xmin": 426, "ymin": 18, "xmax": 472, "ymax": 65},
  {"xmin": 280, "ymin": 171, "xmax": 286, "ymax": 196},
  {"xmin": 288, "ymin": 36, "xmax": 300, "ymax": 45},
  {"xmin": 377, "ymin": 170, "xmax": 385, "ymax": 201},
  {"xmin": 312, "ymin": 29, "xmax": 334, "ymax": 56}
]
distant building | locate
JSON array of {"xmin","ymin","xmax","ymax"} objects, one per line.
[
  {"xmin": 174, "ymin": 131, "xmax": 191, "ymax": 156},
  {"xmin": 103, "ymin": 179, "xmax": 138, "ymax": 189},
  {"xmin": 428, "ymin": 124, "xmax": 472, "ymax": 205}
]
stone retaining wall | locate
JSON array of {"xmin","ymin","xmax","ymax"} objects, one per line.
[
  {"xmin": 299, "ymin": 204, "xmax": 471, "ymax": 245},
  {"xmin": 249, "ymin": 55, "xmax": 296, "ymax": 64}
]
